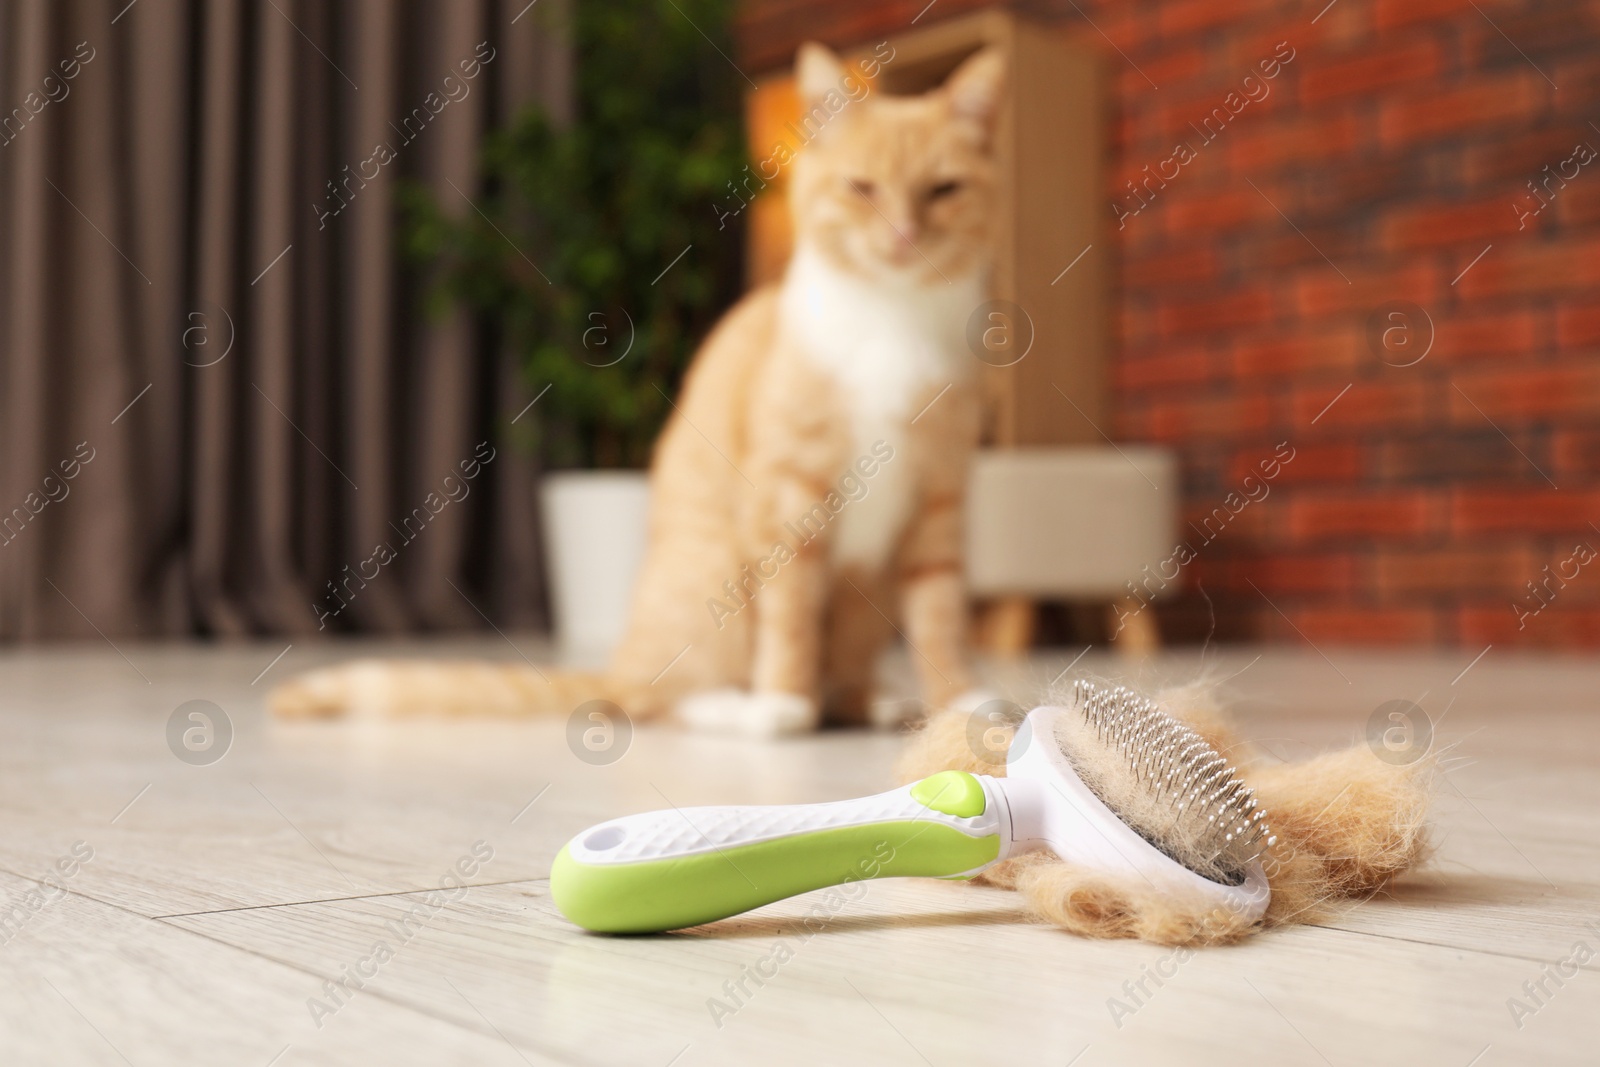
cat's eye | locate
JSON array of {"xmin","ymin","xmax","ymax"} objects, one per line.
[
  {"xmin": 846, "ymin": 178, "xmax": 876, "ymax": 198},
  {"xmin": 927, "ymin": 180, "xmax": 963, "ymax": 200}
]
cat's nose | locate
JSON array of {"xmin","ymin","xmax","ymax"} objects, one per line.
[{"xmin": 885, "ymin": 220, "xmax": 921, "ymax": 259}]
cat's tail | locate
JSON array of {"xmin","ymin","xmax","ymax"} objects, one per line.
[{"xmin": 267, "ymin": 659, "xmax": 652, "ymax": 721}]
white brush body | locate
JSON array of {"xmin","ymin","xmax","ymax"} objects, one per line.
[
  {"xmin": 565, "ymin": 781, "xmax": 1004, "ymax": 867},
  {"xmin": 1000, "ymin": 706, "xmax": 1270, "ymax": 923},
  {"xmin": 553, "ymin": 699, "xmax": 1270, "ymax": 934}
]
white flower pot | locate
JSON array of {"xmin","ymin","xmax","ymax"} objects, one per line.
[{"xmin": 540, "ymin": 471, "xmax": 651, "ymax": 659}]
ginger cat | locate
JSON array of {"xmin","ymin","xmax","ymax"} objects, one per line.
[{"xmin": 271, "ymin": 44, "xmax": 1006, "ymax": 736}]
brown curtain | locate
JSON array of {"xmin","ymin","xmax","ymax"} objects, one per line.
[{"xmin": 0, "ymin": 0, "xmax": 571, "ymax": 640}]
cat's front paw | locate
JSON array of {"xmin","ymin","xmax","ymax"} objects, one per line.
[
  {"xmin": 867, "ymin": 697, "xmax": 923, "ymax": 731},
  {"xmin": 946, "ymin": 687, "xmax": 1006, "ymax": 716},
  {"xmin": 675, "ymin": 688, "xmax": 820, "ymax": 738}
]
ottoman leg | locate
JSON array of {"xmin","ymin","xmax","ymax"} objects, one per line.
[
  {"xmin": 975, "ymin": 596, "xmax": 1035, "ymax": 660},
  {"xmin": 1108, "ymin": 596, "xmax": 1160, "ymax": 657}
]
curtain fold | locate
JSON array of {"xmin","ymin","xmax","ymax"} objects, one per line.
[{"xmin": 0, "ymin": 0, "xmax": 569, "ymax": 640}]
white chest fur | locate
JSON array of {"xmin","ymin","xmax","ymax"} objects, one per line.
[{"xmin": 779, "ymin": 245, "xmax": 981, "ymax": 571}]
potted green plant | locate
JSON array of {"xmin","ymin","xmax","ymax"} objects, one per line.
[{"xmin": 402, "ymin": 0, "xmax": 745, "ymax": 655}]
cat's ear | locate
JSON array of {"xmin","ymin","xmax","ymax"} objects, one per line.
[
  {"xmin": 943, "ymin": 47, "xmax": 1007, "ymax": 137},
  {"xmin": 796, "ymin": 43, "xmax": 846, "ymax": 109}
]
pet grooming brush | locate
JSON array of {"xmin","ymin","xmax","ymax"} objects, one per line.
[{"xmin": 551, "ymin": 680, "xmax": 1274, "ymax": 933}]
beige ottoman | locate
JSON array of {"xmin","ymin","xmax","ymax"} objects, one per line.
[{"xmin": 965, "ymin": 447, "xmax": 1179, "ymax": 656}]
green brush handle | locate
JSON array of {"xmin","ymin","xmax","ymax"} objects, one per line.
[{"xmin": 550, "ymin": 771, "xmax": 1003, "ymax": 933}]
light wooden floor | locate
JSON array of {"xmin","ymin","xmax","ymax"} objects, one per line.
[{"xmin": 0, "ymin": 638, "xmax": 1594, "ymax": 1066}]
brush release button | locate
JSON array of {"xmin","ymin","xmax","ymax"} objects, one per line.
[
  {"xmin": 583, "ymin": 826, "xmax": 625, "ymax": 852},
  {"xmin": 910, "ymin": 771, "xmax": 986, "ymax": 818}
]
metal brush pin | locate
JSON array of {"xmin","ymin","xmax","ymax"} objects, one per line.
[{"xmin": 1055, "ymin": 680, "xmax": 1274, "ymax": 888}]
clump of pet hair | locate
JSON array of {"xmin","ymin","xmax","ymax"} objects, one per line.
[{"xmin": 896, "ymin": 677, "xmax": 1435, "ymax": 946}]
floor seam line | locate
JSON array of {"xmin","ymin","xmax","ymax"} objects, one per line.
[
  {"xmin": 152, "ymin": 877, "xmax": 552, "ymax": 920},
  {"xmin": 153, "ymin": 917, "xmax": 587, "ymax": 1062},
  {"xmin": 1304, "ymin": 919, "xmax": 1574, "ymax": 963}
]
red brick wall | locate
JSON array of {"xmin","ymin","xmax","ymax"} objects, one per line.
[{"xmin": 738, "ymin": 0, "xmax": 1600, "ymax": 648}]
